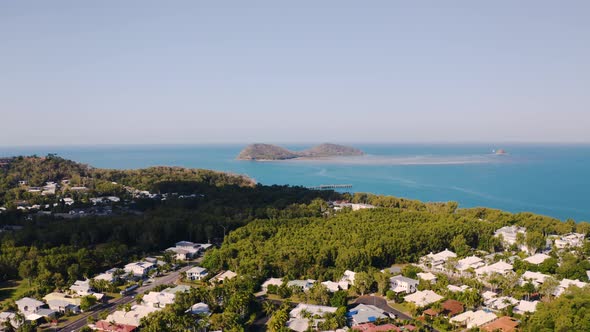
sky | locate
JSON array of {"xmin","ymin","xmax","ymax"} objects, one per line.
[{"xmin": 1, "ymin": 1, "xmax": 589, "ymax": 145}]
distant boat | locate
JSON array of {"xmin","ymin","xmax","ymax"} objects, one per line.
[{"xmin": 494, "ymin": 149, "xmax": 507, "ymax": 155}]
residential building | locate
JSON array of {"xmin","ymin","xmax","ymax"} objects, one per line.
[
  {"xmin": 124, "ymin": 261, "xmax": 156, "ymax": 278},
  {"xmin": 475, "ymin": 261, "xmax": 513, "ymax": 276},
  {"xmin": 340, "ymin": 270, "xmax": 356, "ymax": 286},
  {"xmin": 450, "ymin": 310, "xmax": 497, "ymax": 329},
  {"xmin": 186, "ymin": 266, "xmax": 208, "ymax": 281},
  {"xmin": 494, "ymin": 226, "xmax": 526, "ymax": 247},
  {"xmin": 321, "ymin": 280, "xmax": 349, "ymax": 292},
  {"xmin": 348, "ymin": 304, "xmax": 389, "ymax": 326},
  {"xmin": 456, "ymin": 256, "xmax": 485, "ymax": 272},
  {"xmin": 441, "ymin": 299, "xmax": 464, "ymax": 317},
  {"xmin": 420, "ymin": 249, "xmax": 456, "ymax": 270},
  {"xmin": 287, "ymin": 279, "xmax": 316, "ymax": 292},
  {"xmin": 15, "ymin": 297, "xmax": 56, "ymax": 321},
  {"xmin": 142, "ymin": 291, "xmax": 176, "ymax": 308},
  {"xmin": 404, "ymin": 290, "xmax": 443, "ymax": 307},
  {"xmin": 417, "ymin": 272, "xmax": 437, "ymax": 283},
  {"xmin": 70, "ymin": 279, "xmax": 93, "ymax": 296},
  {"xmin": 262, "ymin": 278, "xmax": 283, "ymax": 292},
  {"xmin": 286, "ymin": 303, "xmax": 338, "ymax": 332},
  {"xmin": 523, "ymin": 253, "xmax": 551, "ymax": 265},
  {"xmin": 520, "ymin": 271, "xmax": 551, "ymax": 287},
  {"xmin": 95, "ymin": 321, "xmax": 137, "ymax": 332},
  {"xmin": 447, "ymin": 285, "xmax": 470, "ymax": 293},
  {"xmin": 210, "ymin": 270, "xmax": 237, "ymax": 283},
  {"xmin": 94, "ymin": 268, "xmax": 121, "ymax": 283},
  {"xmin": 487, "ymin": 296, "xmax": 518, "ymax": 311},
  {"xmin": 0, "ymin": 312, "xmax": 20, "ymax": 330},
  {"xmin": 554, "ymin": 233, "xmax": 585, "ymax": 249},
  {"xmin": 514, "ymin": 300, "xmax": 538, "ymax": 314},
  {"xmin": 105, "ymin": 305, "xmax": 159, "ymax": 327},
  {"xmin": 43, "ymin": 292, "xmax": 82, "ymax": 314},
  {"xmin": 15, "ymin": 297, "xmax": 44, "ymax": 315},
  {"xmin": 554, "ymin": 278, "xmax": 588, "ymax": 297},
  {"xmin": 161, "ymin": 285, "xmax": 191, "ymax": 295},
  {"xmin": 390, "ymin": 275, "xmax": 419, "ymax": 294},
  {"xmin": 352, "ymin": 323, "xmax": 401, "ymax": 332},
  {"xmin": 481, "ymin": 316, "xmax": 519, "ymax": 332}
]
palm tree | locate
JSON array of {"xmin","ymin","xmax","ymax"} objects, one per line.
[{"xmin": 263, "ymin": 301, "xmax": 276, "ymax": 316}]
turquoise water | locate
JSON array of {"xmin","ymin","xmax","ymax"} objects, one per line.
[{"xmin": 1, "ymin": 144, "xmax": 589, "ymax": 222}]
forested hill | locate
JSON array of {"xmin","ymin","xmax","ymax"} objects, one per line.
[
  {"xmin": 203, "ymin": 207, "xmax": 589, "ymax": 280},
  {"xmin": 0, "ymin": 155, "xmax": 255, "ymax": 206}
]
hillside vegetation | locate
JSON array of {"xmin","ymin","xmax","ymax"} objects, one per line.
[{"xmin": 203, "ymin": 205, "xmax": 589, "ymax": 281}]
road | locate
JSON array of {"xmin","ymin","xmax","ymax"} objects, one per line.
[
  {"xmin": 58, "ymin": 265, "xmax": 193, "ymax": 332},
  {"xmin": 353, "ymin": 295, "xmax": 439, "ymax": 332}
]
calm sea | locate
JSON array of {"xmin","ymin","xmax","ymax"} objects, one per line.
[{"xmin": 1, "ymin": 144, "xmax": 589, "ymax": 222}]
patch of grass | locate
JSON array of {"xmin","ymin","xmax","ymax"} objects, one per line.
[
  {"xmin": 0, "ymin": 279, "xmax": 29, "ymax": 305},
  {"xmin": 389, "ymin": 301, "xmax": 413, "ymax": 316}
]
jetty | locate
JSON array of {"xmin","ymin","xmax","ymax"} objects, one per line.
[{"xmin": 308, "ymin": 184, "xmax": 352, "ymax": 190}]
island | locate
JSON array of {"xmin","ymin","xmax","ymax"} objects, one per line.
[{"xmin": 236, "ymin": 143, "xmax": 365, "ymax": 160}]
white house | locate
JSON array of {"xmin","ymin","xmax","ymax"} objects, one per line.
[
  {"xmin": 554, "ymin": 233, "xmax": 585, "ymax": 249},
  {"xmin": 105, "ymin": 304, "xmax": 159, "ymax": 327},
  {"xmin": 447, "ymin": 285, "xmax": 470, "ymax": 293},
  {"xmin": 93, "ymin": 268, "xmax": 120, "ymax": 283},
  {"xmin": 321, "ymin": 280, "xmax": 349, "ymax": 292},
  {"xmin": 262, "ymin": 278, "xmax": 284, "ymax": 292},
  {"xmin": 390, "ymin": 275, "xmax": 419, "ymax": 294},
  {"xmin": 70, "ymin": 280, "xmax": 93, "ymax": 296},
  {"xmin": 487, "ymin": 296, "xmax": 518, "ymax": 310},
  {"xmin": 287, "ymin": 304, "xmax": 338, "ymax": 332},
  {"xmin": 495, "ymin": 226, "xmax": 526, "ymax": 245},
  {"xmin": 450, "ymin": 310, "xmax": 497, "ymax": 329},
  {"xmin": 456, "ymin": 256, "xmax": 485, "ymax": 272},
  {"xmin": 420, "ymin": 249, "xmax": 457, "ymax": 270},
  {"xmin": 347, "ymin": 304, "xmax": 389, "ymax": 325},
  {"xmin": 520, "ymin": 271, "xmax": 551, "ymax": 287},
  {"xmin": 15, "ymin": 297, "xmax": 56, "ymax": 321},
  {"xmin": 554, "ymin": 278, "xmax": 588, "ymax": 297},
  {"xmin": 143, "ymin": 291, "xmax": 176, "ymax": 308},
  {"xmin": 0, "ymin": 312, "xmax": 20, "ymax": 330},
  {"xmin": 15, "ymin": 297, "xmax": 44, "ymax": 315},
  {"xmin": 417, "ymin": 272, "xmax": 437, "ymax": 283},
  {"xmin": 186, "ymin": 266, "xmax": 208, "ymax": 281},
  {"xmin": 475, "ymin": 261, "xmax": 513, "ymax": 276},
  {"xmin": 340, "ymin": 270, "xmax": 356, "ymax": 286},
  {"xmin": 523, "ymin": 253, "xmax": 551, "ymax": 265},
  {"xmin": 287, "ymin": 279, "xmax": 316, "ymax": 292},
  {"xmin": 124, "ymin": 261, "xmax": 156, "ymax": 278},
  {"xmin": 210, "ymin": 270, "xmax": 237, "ymax": 283},
  {"xmin": 43, "ymin": 292, "xmax": 81, "ymax": 314},
  {"xmin": 514, "ymin": 300, "xmax": 539, "ymax": 314},
  {"xmin": 404, "ymin": 290, "xmax": 443, "ymax": 307}
]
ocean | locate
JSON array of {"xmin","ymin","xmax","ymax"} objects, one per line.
[{"xmin": 1, "ymin": 144, "xmax": 589, "ymax": 222}]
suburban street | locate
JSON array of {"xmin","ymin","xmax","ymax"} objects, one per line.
[
  {"xmin": 353, "ymin": 295, "xmax": 439, "ymax": 332},
  {"xmin": 58, "ymin": 265, "xmax": 193, "ymax": 332}
]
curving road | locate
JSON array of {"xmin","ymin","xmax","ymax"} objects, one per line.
[{"xmin": 58, "ymin": 265, "xmax": 193, "ymax": 332}]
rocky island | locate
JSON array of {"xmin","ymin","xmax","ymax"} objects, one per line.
[{"xmin": 236, "ymin": 143, "xmax": 364, "ymax": 160}]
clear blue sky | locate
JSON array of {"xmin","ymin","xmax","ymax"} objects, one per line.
[{"xmin": 1, "ymin": 1, "xmax": 589, "ymax": 145}]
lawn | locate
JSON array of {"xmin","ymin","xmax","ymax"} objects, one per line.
[
  {"xmin": 0, "ymin": 279, "xmax": 30, "ymax": 305},
  {"xmin": 389, "ymin": 301, "xmax": 414, "ymax": 317}
]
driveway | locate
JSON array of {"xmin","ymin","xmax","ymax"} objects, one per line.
[{"xmin": 353, "ymin": 295, "xmax": 413, "ymax": 321}]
